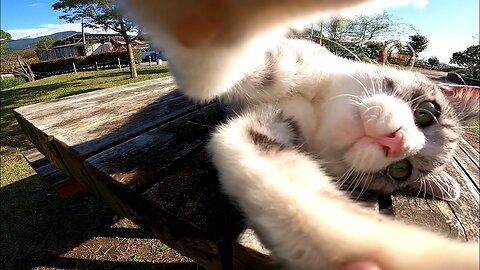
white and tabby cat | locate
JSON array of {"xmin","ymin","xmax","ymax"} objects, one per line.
[{"xmin": 121, "ymin": 1, "xmax": 479, "ymax": 269}]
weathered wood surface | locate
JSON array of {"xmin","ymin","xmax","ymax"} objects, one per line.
[
  {"xmin": 14, "ymin": 76, "xmax": 479, "ymax": 269},
  {"xmin": 391, "ymin": 138, "xmax": 479, "ymax": 241}
]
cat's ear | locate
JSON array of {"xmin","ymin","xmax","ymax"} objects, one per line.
[
  {"xmin": 408, "ymin": 171, "xmax": 460, "ymax": 201},
  {"xmin": 444, "ymin": 85, "xmax": 480, "ymax": 121}
]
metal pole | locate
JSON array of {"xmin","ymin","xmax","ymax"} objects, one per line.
[
  {"xmin": 73, "ymin": 62, "xmax": 77, "ymax": 73},
  {"xmin": 148, "ymin": 55, "xmax": 152, "ymax": 67},
  {"xmin": 118, "ymin": 58, "xmax": 122, "ymax": 70}
]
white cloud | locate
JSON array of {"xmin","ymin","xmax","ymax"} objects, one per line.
[
  {"xmin": 340, "ymin": 0, "xmax": 429, "ymax": 16},
  {"xmin": 24, "ymin": 3, "xmax": 48, "ymax": 8},
  {"xmin": 6, "ymin": 23, "xmax": 127, "ymax": 40}
]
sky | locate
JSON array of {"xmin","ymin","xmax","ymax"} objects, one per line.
[{"xmin": 1, "ymin": 0, "xmax": 478, "ymax": 63}]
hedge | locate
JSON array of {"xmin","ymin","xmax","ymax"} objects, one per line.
[{"xmin": 31, "ymin": 50, "xmax": 142, "ymax": 74}]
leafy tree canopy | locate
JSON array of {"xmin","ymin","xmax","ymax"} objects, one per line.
[
  {"xmin": 1, "ymin": 30, "xmax": 12, "ymax": 55},
  {"xmin": 427, "ymin": 56, "xmax": 439, "ymax": 67},
  {"xmin": 52, "ymin": 0, "xmax": 141, "ymax": 78},
  {"xmin": 36, "ymin": 37, "xmax": 56, "ymax": 51},
  {"xmin": 1, "ymin": 30, "xmax": 12, "ymax": 40},
  {"xmin": 52, "ymin": 0, "xmax": 139, "ymax": 36},
  {"xmin": 406, "ymin": 34, "xmax": 428, "ymax": 56},
  {"xmin": 450, "ymin": 45, "xmax": 479, "ymax": 79}
]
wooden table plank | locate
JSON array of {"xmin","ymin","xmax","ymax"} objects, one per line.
[
  {"xmin": 83, "ymin": 104, "xmax": 245, "ymax": 270},
  {"xmin": 15, "ymin": 77, "xmax": 176, "ymax": 120},
  {"xmin": 84, "ymin": 104, "xmax": 245, "ymax": 237},
  {"xmin": 233, "ymin": 229, "xmax": 275, "ymax": 270},
  {"xmin": 457, "ymin": 138, "xmax": 480, "ymax": 190},
  {"xmin": 13, "ymin": 77, "xmax": 180, "ymax": 176},
  {"xmin": 391, "ymin": 161, "xmax": 479, "ymax": 241},
  {"xmin": 85, "ymin": 103, "xmax": 228, "ymax": 193}
]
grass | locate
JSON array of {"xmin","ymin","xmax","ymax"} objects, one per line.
[
  {"xmin": 0, "ymin": 77, "xmax": 26, "ymax": 90},
  {"xmin": 1, "ymin": 66, "xmax": 169, "ymax": 187}
]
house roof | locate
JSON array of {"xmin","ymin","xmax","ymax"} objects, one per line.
[{"xmin": 52, "ymin": 33, "xmax": 145, "ymax": 47}]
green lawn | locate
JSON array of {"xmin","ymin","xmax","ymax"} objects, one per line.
[{"xmin": 1, "ymin": 66, "xmax": 170, "ymax": 187}]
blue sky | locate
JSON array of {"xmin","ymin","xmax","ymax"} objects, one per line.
[{"xmin": 1, "ymin": 0, "xmax": 479, "ymax": 63}]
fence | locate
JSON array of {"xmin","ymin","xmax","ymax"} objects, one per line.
[{"xmin": 33, "ymin": 58, "xmax": 132, "ymax": 78}]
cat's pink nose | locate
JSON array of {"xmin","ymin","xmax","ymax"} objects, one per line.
[{"xmin": 371, "ymin": 129, "xmax": 404, "ymax": 157}]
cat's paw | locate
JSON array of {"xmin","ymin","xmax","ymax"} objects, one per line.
[{"xmin": 121, "ymin": 0, "xmax": 378, "ymax": 48}]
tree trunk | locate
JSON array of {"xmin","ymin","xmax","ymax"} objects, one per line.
[
  {"xmin": 16, "ymin": 55, "xmax": 35, "ymax": 82},
  {"xmin": 126, "ymin": 41, "xmax": 138, "ymax": 79},
  {"xmin": 406, "ymin": 55, "xmax": 414, "ymax": 66}
]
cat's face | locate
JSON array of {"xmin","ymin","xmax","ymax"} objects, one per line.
[{"xmin": 314, "ymin": 67, "xmax": 478, "ymax": 200}]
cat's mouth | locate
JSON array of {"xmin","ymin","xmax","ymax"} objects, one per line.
[
  {"xmin": 343, "ymin": 112, "xmax": 405, "ymax": 158},
  {"xmin": 342, "ymin": 126, "xmax": 407, "ymax": 172}
]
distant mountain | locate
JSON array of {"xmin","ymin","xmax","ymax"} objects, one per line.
[{"xmin": 6, "ymin": 31, "xmax": 80, "ymax": 51}]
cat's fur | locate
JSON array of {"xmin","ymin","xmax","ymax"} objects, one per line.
[{"xmin": 121, "ymin": 1, "xmax": 480, "ymax": 269}]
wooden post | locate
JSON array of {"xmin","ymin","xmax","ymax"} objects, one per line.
[
  {"xmin": 73, "ymin": 63, "xmax": 77, "ymax": 73},
  {"xmin": 95, "ymin": 62, "xmax": 99, "ymax": 71},
  {"xmin": 148, "ymin": 56, "xmax": 152, "ymax": 67},
  {"xmin": 118, "ymin": 58, "xmax": 122, "ymax": 70}
]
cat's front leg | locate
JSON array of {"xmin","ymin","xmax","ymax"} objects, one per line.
[{"xmin": 209, "ymin": 106, "xmax": 479, "ymax": 270}]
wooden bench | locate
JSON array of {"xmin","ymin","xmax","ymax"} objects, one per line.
[
  {"xmin": 14, "ymin": 76, "xmax": 479, "ymax": 269},
  {"xmin": 23, "ymin": 148, "xmax": 84, "ymax": 198}
]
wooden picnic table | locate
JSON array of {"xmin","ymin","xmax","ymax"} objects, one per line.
[{"xmin": 14, "ymin": 76, "xmax": 479, "ymax": 269}]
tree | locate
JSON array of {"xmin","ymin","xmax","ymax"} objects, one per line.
[
  {"xmin": 1, "ymin": 30, "xmax": 12, "ymax": 56},
  {"xmin": 346, "ymin": 12, "xmax": 398, "ymax": 46},
  {"xmin": 406, "ymin": 34, "xmax": 428, "ymax": 65},
  {"xmin": 450, "ymin": 45, "xmax": 480, "ymax": 79},
  {"xmin": 427, "ymin": 56, "xmax": 439, "ymax": 68},
  {"xmin": 36, "ymin": 37, "xmax": 55, "ymax": 51},
  {"xmin": 52, "ymin": 0, "xmax": 140, "ymax": 78},
  {"xmin": 312, "ymin": 12, "xmax": 414, "ymax": 60}
]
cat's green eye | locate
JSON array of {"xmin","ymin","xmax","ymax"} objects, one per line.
[
  {"xmin": 414, "ymin": 101, "xmax": 440, "ymax": 127},
  {"xmin": 388, "ymin": 159, "xmax": 412, "ymax": 181}
]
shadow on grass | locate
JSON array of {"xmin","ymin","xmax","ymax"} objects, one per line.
[{"xmin": 0, "ymin": 175, "xmax": 203, "ymax": 270}]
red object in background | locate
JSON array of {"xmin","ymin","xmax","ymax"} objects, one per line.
[{"xmin": 377, "ymin": 51, "xmax": 385, "ymax": 63}]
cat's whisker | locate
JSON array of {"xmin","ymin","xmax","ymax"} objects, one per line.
[
  {"xmin": 366, "ymin": 73, "xmax": 378, "ymax": 98},
  {"xmin": 415, "ymin": 108, "xmax": 441, "ymax": 125},
  {"xmin": 337, "ymin": 167, "xmax": 356, "ymax": 189},
  {"xmin": 324, "ymin": 94, "xmax": 363, "ymax": 104},
  {"xmin": 356, "ymin": 172, "xmax": 372, "ymax": 200},
  {"xmin": 407, "ymin": 94, "xmax": 426, "ymax": 106},
  {"xmin": 347, "ymin": 171, "xmax": 364, "ymax": 195},
  {"xmin": 347, "ymin": 74, "xmax": 372, "ymax": 99},
  {"xmin": 414, "ymin": 178, "xmax": 425, "ymax": 198}
]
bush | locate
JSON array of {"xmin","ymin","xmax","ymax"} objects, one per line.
[
  {"xmin": 31, "ymin": 50, "xmax": 142, "ymax": 74},
  {"xmin": 0, "ymin": 77, "xmax": 26, "ymax": 89}
]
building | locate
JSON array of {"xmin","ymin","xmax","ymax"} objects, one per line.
[{"xmin": 36, "ymin": 33, "xmax": 145, "ymax": 61}]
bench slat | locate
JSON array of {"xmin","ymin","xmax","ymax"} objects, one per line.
[
  {"xmin": 22, "ymin": 149, "xmax": 84, "ymax": 197},
  {"xmin": 85, "ymin": 103, "xmax": 227, "ymax": 193}
]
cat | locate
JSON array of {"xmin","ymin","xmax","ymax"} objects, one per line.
[{"xmin": 121, "ymin": 0, "xmax": 480, "ymax": 269}]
